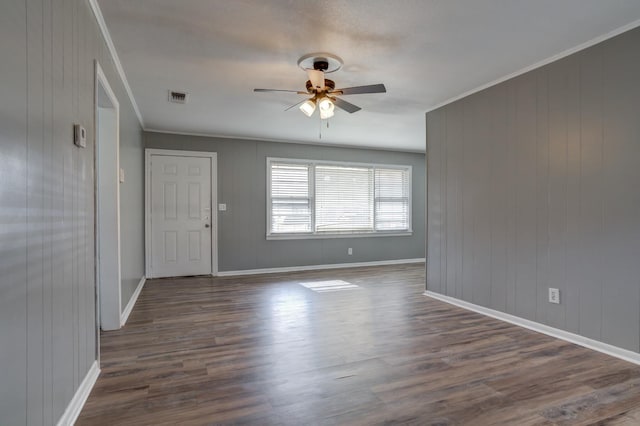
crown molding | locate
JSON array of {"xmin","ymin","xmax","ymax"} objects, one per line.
[
  {"xmin": 426, "ymin": 18, "xmax": 640, "ymax": 113},
  {"xmin": 144, "ymin": 128, "xmax": 426, "ymax": 154},
  {"xmin": 88, "ymin": 0, "xmax": 145, "ymax": 127}
]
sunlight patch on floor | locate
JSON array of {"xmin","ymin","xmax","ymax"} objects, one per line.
[{"xmin": 299, "ymin": 280, "xmax": 361, "ymax": 292}]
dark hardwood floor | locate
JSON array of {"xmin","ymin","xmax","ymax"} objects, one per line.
[{"xmin": 77, "ymin": 264, "xmax": 640, "ymax": 425}]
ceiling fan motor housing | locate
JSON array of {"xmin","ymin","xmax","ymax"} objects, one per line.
[
  {"xmin": 313, "ymin": 59, "xmax": 329, "ymax": 71},
  {"xmin": 306, "ymin": 79, "xmax": 335, "ymax": 93}
]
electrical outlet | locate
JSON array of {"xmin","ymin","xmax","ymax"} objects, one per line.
[
  {"xmin": 549, "ymin": 288, "xmax": 560, "ymax": 304},
  {"xmin": 347, "ymin": 248, "xmax": 353, "ymax": 255},
  {"xmin": 218, "ymin": 203, "xmax": 227, "ymax": 211}
]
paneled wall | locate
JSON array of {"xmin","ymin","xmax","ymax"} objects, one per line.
[
  {"xmin": 0, "ymin": 0, "xmax": 143, "ymax": 424},
  {"xmin": 426, "ymin": 27, "xmax": 640, "ymax": 352},
  {"xmin": 145, "ymin": 132, "xmax": 426, "ymax": 272}
]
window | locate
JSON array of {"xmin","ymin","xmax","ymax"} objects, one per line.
[
  {"xmin": 267, "ymin": 158, "xmax": 411, "ymax": 239},
  {"xmin": 270, "ymin": 162, "xmax": 312, "ymax": 233}
]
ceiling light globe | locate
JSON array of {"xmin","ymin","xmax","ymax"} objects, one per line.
[
  {"xmin": 319, "ymin": 97, "xmax": 334, "ymax": 112},
  {"xmin": 299, "ymin": 99, "xmax": 316, "ymax": 117}
]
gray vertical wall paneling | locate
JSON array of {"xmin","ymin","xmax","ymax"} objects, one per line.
[
  {"xmin": 577, "ymin": 45, "xmax": 604, "ymax": 342},
  {"xmin": 445, "ymin": 102, "xmax": 463, "ymax": 298},
  {"xmin": 76, "ymin": 0, "xmax": 85, "ymax": 389},
  {"xmin": 62, "ymin": 0, "xmax": 76, "ymax": 411},
  {"xmin": 0, "ymin": 0, "xmax": 144, "ymax": 423},
  {"xmin": 426, "ymin": 26, "xmax": 640, "ymax": 354},
  {"xmin": 514, "ymin": 74, "xmax": 538, "ymax": 321},
  {"xmin": 505, "ymin": 80, "xmax": 518, "ymax": 316},
  {"xmin": 87, "ymin": 8, "xmax": 98, "ymax": 369},
  {"xmin": 80, "ymin": 0, "xmax": 92, "ymax": 383},
  {"xmin": 601, "ymin": 30, "xmax": 640, "ymax": 352},
  {"xmin": 427, "ymin": 110, "xmax": 443, "ymax": 293},
  {"xmin": 535, "ymin": 69, "xmax": 549, "ymax": 325},
  {"xmin": 425, "ymin": 116, "xmax": 429, "ymax": 285},
  {"xmin": 564, "ymin": 55, "xmax": 582, "ymax": 334},
  {"xmin": 86, "ymin": 0, "xmax": 96, "ymax": 379},
  {"xmin": 452, "ymin": 102, "xmax": 462, "ymax": 299},
  {"xmin": 475, "ymin": 92, "xmax": 493, "ymax": 308},
  {"xmin": 465, "ymin": 98, "xmax": 478, "ymax": 303},
  {"xmin": 473, "ymin": 95, "xmax": 489, "ymax": 305},
  {"xmin": 42, "ymin": 0, "xmax": 54, "ymax": 422},
  {"xmin": 70, "ymin": 0, "xmax": 79, "ymax": 391},
  {"xmin": 440, "ymin": 107, "xmax": 447, "ymax": 298},
  {"xmin": 489, "ymin": 85, "xmax": 509, "ymax": 312},
  {"xmin": 547, "ymin": 58, "xmax": 569, "ymax": 330},
  {"xmin": 461, "ymin": 100, "xmax": 475, "ymax": 301},
  {"xmin": 51, "ymin": 0, "xmax": 68, "ymax": 415},
  {"xmin": 0, "ymin": 0, "xmax": 28, "ymax": 423},
  {"xmin": 26, "ymin": 0, "xmax": 46, "ymax": 422}
]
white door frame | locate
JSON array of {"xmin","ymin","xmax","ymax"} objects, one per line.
[
  {"xmin": 145, "ymin": 149, "xmax": 218, "ymax": 278},
  {"xmin": 94, "ymin": 61, "xmax": 122, "ymax": 333}
]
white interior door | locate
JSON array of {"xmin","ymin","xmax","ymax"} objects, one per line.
[{"xmin": 149, "ymin": 154, "xmax": 212, "ymax": 278}]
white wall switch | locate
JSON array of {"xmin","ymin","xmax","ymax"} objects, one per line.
[
  {"xmin": 348, "ymin": 248, "xmax": 353, "ymax": 255},
  {"xmin": 549, "ymin": 288, "xmax": 560, "ymax": 304},
  {"xmin": 119, "ymin": 168, "xmax": 125, "ymax": 183},
  {"xmin": 218, "ymin": 203, "xmax": 227, "ymax": 211},
  {"xmin": 73, "ymin": 124, "xmax": 86, "ymax": 148}
]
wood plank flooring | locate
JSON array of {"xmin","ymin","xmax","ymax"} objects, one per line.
[{"xmin": 77, "ymin": 264, "xmax": 640, "ymax": 425}]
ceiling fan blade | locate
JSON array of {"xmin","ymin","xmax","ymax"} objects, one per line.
[
  {"xmin": 331, "ymin": 84, "xmax": 386, "ymax": 95},
  {"xmin": 254, "ymin": 88, "xmax": 309, "ymax": 94},
  {"xmin": 284, "ymin": 99, "xmax": 307, "ymax": 111},
  {"xmin": 306, "ymin": 69, "xmax": 325, "ymax": 90},
  {"xmin": 333, "ymin": 97, "xmax": 362, "ymax": 114}
]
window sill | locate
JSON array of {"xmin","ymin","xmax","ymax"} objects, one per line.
[{"xmin": 266, "ymin": 231, "xmax": 413, "ymax": 241}]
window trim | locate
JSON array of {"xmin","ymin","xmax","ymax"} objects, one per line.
[{"xmin": 266, "ymin": 157, "xmax": 412, "ymax": 240}]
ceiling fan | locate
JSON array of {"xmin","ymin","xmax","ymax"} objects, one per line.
[{"xmin": 254, "ymin": 53, "xmax": 386, "ymax": 119}]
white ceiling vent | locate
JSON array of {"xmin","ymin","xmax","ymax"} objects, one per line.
[{"xmin": 168, "ymin": 90, "xmax": 188, "ymax": 104}]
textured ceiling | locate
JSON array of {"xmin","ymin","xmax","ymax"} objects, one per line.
[{"xmin": 97, "ymin": 0, "xmax": 640, "ymax": 152}]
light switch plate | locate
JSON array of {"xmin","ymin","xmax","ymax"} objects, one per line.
[
  {"xmin": 119, "ymin": 168, "xmax": 125, "ymax": 183},
  {"xmin": 218, "ymin": 203, "xmax": 227, "ymax": 211}
]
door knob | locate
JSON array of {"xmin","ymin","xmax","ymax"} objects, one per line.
[{"xmin": 204, "ymin": 224, "xmax": 210, "ymax": 228}]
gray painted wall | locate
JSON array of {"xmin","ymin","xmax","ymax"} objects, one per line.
[
  {"xmin": 145, "ymin": 132, "xmax": 426, "ymax": 272},
  {"xmin": 0, "ymin": 0, "xmax": 144, "ymax": 424},
  {"xmin": 426, "ymin": 27, "xmax": 640, "ymax": 353},
  {"xmin": 118, "ymin": 84, "xmax": 145, "ymax": 307}
]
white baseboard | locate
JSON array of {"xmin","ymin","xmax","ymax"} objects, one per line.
[
  {"xmin": 56, "ymin": 360, "xmax": 100, "ymax": 426},
  {"xmin": 216, "ymin": 258, "xmax": 425, "ymax": 277},
  {"xmin": 120, "ymin": 276, "xmax": 145, "ymax": 326},
  {"xmin": 424, "ymin": 290, "xmax": 640, "ymax": 366}
]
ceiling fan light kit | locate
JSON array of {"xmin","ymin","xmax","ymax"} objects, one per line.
[
  {"xmin": 300, "ymin": 99, "xmax": 316, "ymax": 117},
  {"xmin": 254, "ymin": 52, "xmax": 386, "ymax": 121},
  {"xmin": 318, "ymin": 96, "xmax": 335, "ymax": 119}
]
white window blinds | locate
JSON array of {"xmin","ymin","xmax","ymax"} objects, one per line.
[
  {"xmin": 269, "ymin": 162, "xmax": 312, "ymax": 233},
  {"xmin": 268, "ymin": 158, "xmax": 411, "ymax": 237},
  {"xmin": 315, "ymin": 165, "xmax": 374, "ymax": 233},
  {"xmin": 375, "ymin": 168, "xmax": 410, "ymax": 231}
]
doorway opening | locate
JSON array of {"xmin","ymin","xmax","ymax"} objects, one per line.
[{"xmin": 95, "ymin": 62, "xmax": 121, "ymax": 332}]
